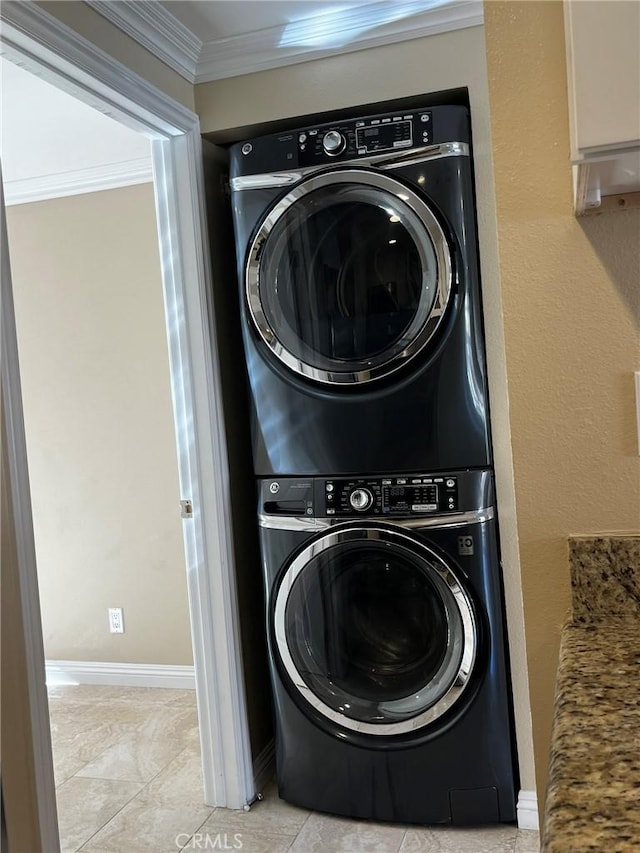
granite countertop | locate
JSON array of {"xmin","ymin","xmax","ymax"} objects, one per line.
[{"xmin": 542, "ymin": 536, "xmax": 640, "ymax": 853}]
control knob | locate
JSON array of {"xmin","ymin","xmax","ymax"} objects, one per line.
[
  {"xmin": 349, "ymin": 488, "xmax": 373, "ymax": 512},
  {"xmin": 323, "ymin": 130, "xmax": 346, "ymax": 156}
]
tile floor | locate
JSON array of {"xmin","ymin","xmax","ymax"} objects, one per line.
[{"xmin": 49, "ymin": 685, "xmax": 540, "ymax": 853}]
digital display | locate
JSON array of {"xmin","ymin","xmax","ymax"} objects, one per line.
[
  {"xmin": 356, "ymin": 120, "xmax": 412, "ymax": 153},
  {"xmin": 384, "ymin": 485, "xmax": 437, "ymax": 509}
]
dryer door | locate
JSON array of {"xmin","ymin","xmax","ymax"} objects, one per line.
[
  {"xmin": 273, "ymin": 525, "xmax": 477, "ymax": 736},
  {"xmin": 246, "ymin": 169, "xmax": 452, "ymax": 386}
]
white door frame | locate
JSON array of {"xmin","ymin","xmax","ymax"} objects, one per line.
[
  {"xmin": 1, "ymin": 163, "xmax": 61, "ymax": 851},
  {"xmin": 0, "ymin": 1, "xmax": 254, "ymax": 836}
]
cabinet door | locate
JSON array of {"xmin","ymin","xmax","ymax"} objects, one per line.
[{"xmin": 565, "ymin": 0, "xmax": 640, "ymax": 156}]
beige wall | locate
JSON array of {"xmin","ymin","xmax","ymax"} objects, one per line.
[
  {"xmin": 36, "ymin": 1, "xmax": 195, "ymax": 111},
  {"xmin": 484, "ymin": 0, "xmax": 640, "ymax": 801},
  {"xmin": 7, "ymin": 184, "xmax": 193, "ymax": 666},
  {"xmin": 195, "ymin": 26, "xmax": 538, "ymax": 794}
]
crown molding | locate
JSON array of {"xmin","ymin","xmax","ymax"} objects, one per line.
[
  {"xmin": 86, "ymin": 0, "xmax": 200, "ymax": 83},
  {"xmin": 86, "ymin": 0, "xmax": 483, "ymax": 85},
  {"xmin": 196, "ymin": 0, "xmax": 483, "ymax": 82},
  {"xmin": 4, "ymin": 157, "xmax": 153, "ymax": 206}
]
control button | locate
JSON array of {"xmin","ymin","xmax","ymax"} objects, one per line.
[
  {"xmin": 298, "ymin": 133, "xmax": 307, "ymax": 143},
  {"xmin": 309, "ymin": 129, "xmax": 318, "ymax": 135},
  {"xmin": 241, "ymin": 143, "xmax": 252, "ymax": 155},
  {"xmin": 382, "ymin": 117, "xmax": 391, "ymax": 123},
  {"xmin": 355, "ymin": 121, "xmax": 365, "ymax": 127},
  {"xmin": 393, "ymin": 116, "xmax": 402, "ymax": 121},
  {"xmin": 349, "ymin": 488, "xmax": 373, "ymax": 512},
  {"xmin": 421, "ymin": 113, "xmax": 430, "ymax": 122},
  {"xmin": 411, "ymin": 478, "xmax": 422, "ymax": 484},
  {"xmin": 434, "ymin": 478, "xmax": 444, "ymax": 483},
  {"xmin": 412, "ymin": 504, "xmax": 438, "ymax": 512},
  {"xmin": 371, "ymin": 119, "xmax": 380, "ymax": 125},
  {"xmin": 382, "ymin": 479, "xmax": 391, "ymax": 485},
  {"xmin": 327, "ymin": 508, "xmax": 335, "ymax": 515},
  {"xmin": 424, "ymin": 478, "xmax": 433, "ymax": 484},
  {"xmin": 326, "ymin": 483, "xmax": 334, "ymax": 492},
  {"xmin": 323, "ymin": 130, "xmax": 346, "ymax": 156},
  {"xmin": 300, "ymin": 144, "xmax": 306, "ymax": 151},
  {"xmin": 269, "ymin": 482, "xmax": 279, "ymax": 494},
  {"xmin": 404, "ymin": 115, "xmax": 413, "ymax": 120},
  {"xmin": 306, "ymin": 508, "xmax": 313, "ymax": 515},
  {"xmin": 446, "ymin": 478, "xmax": 456, "ymax": 488},
  {"xmin": 396, "ymin": 478, "xmax": 407, "ymax": 485}
]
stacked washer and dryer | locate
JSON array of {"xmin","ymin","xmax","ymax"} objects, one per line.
[{"xmin": 229, "ymin": 103, "xmax": 517, "ymax": 825}]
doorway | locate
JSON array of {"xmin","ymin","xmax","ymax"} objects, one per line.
[
  {"xmin": 1, "ymin": 4, "xmax": 254, "ymax": 849},
  {"xmin": 3, "ymin": 57, "xmax": 208, "ymax": 848},
  {"xmin": 2, "ymin": 61, "xmax": 194, "ymax": 685}
]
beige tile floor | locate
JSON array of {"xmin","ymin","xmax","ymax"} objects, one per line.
[{"xmin": 49, "ymin": 685, "xmax": 540, "ymax": 853}]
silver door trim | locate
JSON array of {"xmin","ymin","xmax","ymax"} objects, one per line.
[
  {"xmin": 259, "ymin": 507, "xmax": 495, "ymax": 531},
  {"xmin": 273, "ymin": 525, "xmax": 477, "ymax": 736},
  {"xmin": 245, "ymin": 168, "xmax": 453, "ymax": 386},
  {"xmin": 230, "ymin": 142, "xmax": 469, "ymax": 191}
]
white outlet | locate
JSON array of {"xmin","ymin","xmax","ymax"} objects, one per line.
[{"xmin": 108, "ymin": 607, "xmax": 124, "ymax": 634}]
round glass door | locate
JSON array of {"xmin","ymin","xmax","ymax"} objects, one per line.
[
  {"xmin": 273, "ymin": 526, "xmax": 477, "ymax": 736},
  {"xmin": 246, "ymin": 170, "xmax": 452, "ymax": 386}
]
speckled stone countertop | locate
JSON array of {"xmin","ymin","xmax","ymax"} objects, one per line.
[{"xmin": 542, "ymin": 536, "xmax": 640, "ymax": 853}]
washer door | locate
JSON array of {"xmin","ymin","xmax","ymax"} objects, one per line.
[
  {"xmin": 273, "ymin": 526, "xmax": 477, "ymax": 736},
  {"xmin": 246, "ymin": 170, "xmax": 453, "ymax": 386}
]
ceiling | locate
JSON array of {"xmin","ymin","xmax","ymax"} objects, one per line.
[
  {"xmin": 0, "ymin": 0, "xmax": 481, "ymax": 202},
  {"xmin": 161, "ymin": 1, "xmax": 368, "ymax": 41}
]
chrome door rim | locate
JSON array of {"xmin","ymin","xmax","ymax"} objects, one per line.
[
  {"xmin": 245, "ymin": 169, "xmax": 453, "ymax": 386},
  {"xmin": 273, "ymin": 525, "xmax": 477, "ymax": 736}
]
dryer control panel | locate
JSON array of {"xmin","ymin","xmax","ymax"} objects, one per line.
[
  {"xmin": 323, "ymin": 474, "xmax": 458, "ymax": 517},
  {"xmin": 231, "ymin": 105, "xmax": 470, "ymax": 177},
  {"xmin": 296, "ymin": 112, "xmax": 430, "ymax": 167}
]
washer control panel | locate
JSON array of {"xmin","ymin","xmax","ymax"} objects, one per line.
[{"xmin": 324, "ymin": 475, "xmax": 458, "ymax": 517}]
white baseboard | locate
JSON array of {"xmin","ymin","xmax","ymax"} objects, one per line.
[
  {"xmin": 252, "ymin": 738, "xmax": 275, "ymax": 796},
  {"xmin": 45, "ymin": 660, "xmax": 196, "ymax": 690},
  {"xmin": 517, "ymin": 789, "xmax": 540, "ymax": 831}
]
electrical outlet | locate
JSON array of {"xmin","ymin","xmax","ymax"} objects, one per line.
[{"xmin": 108, "ymin": 607, "xmax": 124, "ymax": 634}]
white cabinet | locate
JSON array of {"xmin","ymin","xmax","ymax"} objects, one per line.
[{"xmin": 564, "ymin": 0, "xmax": 640, "ymax": 214}]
